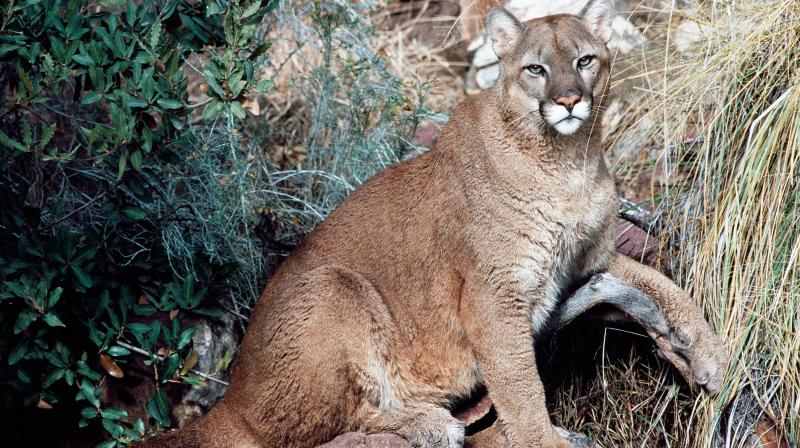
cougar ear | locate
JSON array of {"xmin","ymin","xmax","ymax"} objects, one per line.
[
  {"xmin": 485, "ymin": 7, "xmax": 523, "ymax": 59},
  {"xmin": 579, "ymin": 0, "xmax": 615, "ymax": 42}
]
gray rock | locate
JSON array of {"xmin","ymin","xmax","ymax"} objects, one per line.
[{"xmin": 173, "ymin": 314, "xmax": 237, "ymax": 427}]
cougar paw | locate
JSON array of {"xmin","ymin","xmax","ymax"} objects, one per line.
[
  {"xmin": 653, "ymin": 326, "xmax": 728, "ymax": 395},
  {"xmin": 403, "ymin": 414, "xmax": 464, "ymax": 448},
  {"xmin": 555, "ymin": 427, "xmax": 604, "ymax": 448}
]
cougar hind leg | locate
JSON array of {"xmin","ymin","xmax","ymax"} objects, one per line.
[
  {"xmin": 135, "ymin": 401, "xmax": 261, "ymax": 448},
  {"xmin": 285, "ymin": 265, "xmax": 465, "ymax": 448},
  {"xmin": 229, "ymin": 264, "xmax": 405, "ymax": 447}
]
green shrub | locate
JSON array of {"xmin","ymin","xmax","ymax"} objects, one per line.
[{"xmin": 0, "ymin": 0, "xmax": 274, "ymax": 445}]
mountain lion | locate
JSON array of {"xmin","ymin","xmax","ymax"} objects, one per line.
[{"xmin": 139, "ymin": 1, "xmax": 728, "ymax": 446}]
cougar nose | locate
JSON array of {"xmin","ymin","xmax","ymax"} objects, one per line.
[{"xmin": 554, "ymin": 94, "xmax": 581, "ymax": 112}]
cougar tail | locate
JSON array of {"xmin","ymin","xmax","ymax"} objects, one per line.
[{"xmin": 135, "ymin": 401, "xmax": 260, "ymax": 448}]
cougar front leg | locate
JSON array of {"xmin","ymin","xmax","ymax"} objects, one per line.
[
  {"xmin": 606, "ymin": 253, "xmax": 729, "ymax": 393},
  {"xmin": 460, "ymin": 277, "xmax": 572, "ymax": 448}
]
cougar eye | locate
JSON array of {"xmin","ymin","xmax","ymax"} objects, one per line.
[
  {"xmin": 525, "ymin": 65, "xmax": 546, "ymax": 77},
  {"xmin": 577, "ymin": 55, "xmax": 595, "ymax": 69}
]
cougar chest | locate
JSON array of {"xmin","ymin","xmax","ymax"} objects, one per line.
[{"xmin": 524, "ymin": 165, "xmax": 615, "ymax": 332}]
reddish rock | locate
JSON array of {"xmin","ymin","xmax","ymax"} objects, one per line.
[
  {"xmin": 615, "ymin": 217, "xmax": 657, "ymax": 266},
  {"xmin": 412, "ymin": 123, "xmax": 442, "ymax": 148}
]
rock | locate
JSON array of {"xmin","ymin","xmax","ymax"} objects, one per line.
[
  {"xmin": 615, "ymin": 217, "xmax": 658, "ymax": 266},
  {"xmin": 472, "ymin": 39, "xmax": 499, "ymax": 68},
  {"xmin": 173, "ymin": 314, "xmax": 237, "ymax": 427},
  {"xmin": 412, "ymin": 123, "xmax": 442, "ymax": 148},
  {"xmin": 317, "ymin": 432, "xmax": 409, "ymax": 448},
  {"xmin": 466, "ymin": 0, "xmax": 647, "ymax": 91},
  {"xmin": 476, "ymin": 64, "xmax": 500, "ymax": 90},
  {"xmin": 607, "ymin": 15, "xmax": 647, "ymax": 54}
]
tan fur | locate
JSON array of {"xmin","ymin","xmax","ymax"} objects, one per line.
[{"xmin": 139, "ymin": 2, "xmax": 727, "ymax": 447}]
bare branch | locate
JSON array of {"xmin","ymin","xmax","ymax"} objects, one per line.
[{"xmin": 114, "ymin": 341, "xmax": 230, "ymax": 387}]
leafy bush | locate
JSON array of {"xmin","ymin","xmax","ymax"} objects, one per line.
[{"xmin": 0, "ymin": 0, "xmax": 274, "ymax": 445}]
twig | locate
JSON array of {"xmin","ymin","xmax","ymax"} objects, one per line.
[
  {"xmin": 39, "ymin": 191, "xmax": 106, "ymax": 231},
  {"xmin": 618, "ymin": 197, "xmax": 660, "ymax": 234},
  {"xmin": 114, "ymin": 341, "xmax": 230, "ymax": 387}
]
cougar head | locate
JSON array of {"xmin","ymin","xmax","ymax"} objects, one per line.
[{"xmin": 485, "ymin": 0, "xmax": 614, "ymax": 136}]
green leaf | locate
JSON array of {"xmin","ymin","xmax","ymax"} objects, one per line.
[
  {"xmin": 124, "ymin": 98, "xmax": 148, "ymax": 108},
  {"xmin": 88, "ymin": 321, "xmax": 103, "ymax": 347},
  {"xmin": 77, "ymin": 360, "xmax": 102, "ymax": 382},
  {"xmin": 160, "ymin": 354, "xmax": 180, "ymax": 383},
  {"xmin": 132, "ymin": 52, "xmax": 152, "ymax": 64},
  {"xmin": 203, "ymin": 70, "xmax": 225, "ymax": 97},
  {"xmin": 79, "ymin": 379, "xmax": 101, "ymax": 407},
  {"xmin": 21, "ymin": 121, "xmax": 32, "ymax": 146},
  {"xmin": 176, "ymin": 327, "xmax": 195, "ymax": 350},
  {"xmin": 182, "ymin": 375, "xmax": 206, "ymax": 387},
  {"xmin": 14, "ymin": 309, "xmax": 37, "ymax": 334},
  {"xmin": 39, "ymin": 123, "xmax": 56, "ymax": 150},
  {"xmin": 43, "ymin": 312, "xmax": 66, "ymax": 327},
  {"xmin": 121, "ymin": 207, "xmax": 148, "ymax": 220},
  {"xmin": 0, "ymin": 130, "xmax": 28, "ymax": 152},
  {"xmin": 42, "ymin": 369, "xmax": 66, "ymax": 388},
  {"xmin": 17, "ymin": 66, "xmax": 34, "ymax": 95},
  {"xmin": 72, "ymin": 54, "xmax": 94, "ymax": 65},
  {"xmin": 0, "ymin": 44, "xmax": 19, "ymax": 58},
  {"xmin": 146, "ymin": 389, "xmax": 171, "ymax": 427},
  {"xmin": 229, "ymin": 69, "xmax": 245, "ymax": 97},
  {"xmin": 101, "ymin": 407, "xmax": 128, "ymax": 420},
  {"xmin": 106, "ymin": 345, "xmax": 130, "ymax": 357},
  {"xmin": 81, "ymin": 406, "xmax": 99, "ymax": 419},
  {"xmin": 202, "ymin": 99, "xmax": 225, "ymax": 119},
  {"xmin": 47, "ymin": 287, "xmax": 63, "ymax": 308},
  {"xmin": 156, "ymin": 98, "xmax": 181, "ymax": 110},
  {"xmin": 265, "ymin": 0, "xmax": 279, "ymax": 13},
  {"xmin": 193, "ymin": 307, "xmax": 223, "ymax": 318},
  {"xmin": 117, "ymin": 153, "xmax": 126, "ymax": 181},
  {"xmin": 95, "ymin": 440, "xmax": 116, "ymax": 448},
  {"xmin": 242, "ymin": 2, "xmax": 261, "ymax": 18},
  {"xmin": 82, "ymin": 91, "xmax": 102, "ymax": 105},
  {"xmin": 17, "ymin": 368, "xmax": 31, "ymax": 383},
  {"xmin": 8, "ymin": 342, "xmax": 28, "ymax": 365},
  {"xmin": 102, "ymin": 418, "xmax": 125, "ymax": 438},
  {"xmin": 230, "ymin": 101, "xmax": 246, "ymax": 120},
  {"xmin": 133, "ymin": 418, "xmax": 145, "ymax": 435},
  {"xmin": 71, "ymin": 265, "xmax": 93, "ymax": 288},
  {"xmin": 130, "ymin": 149, "xmax": 142, "ymax": 170},
  {"xmin": 149, "ymin": 20, "xmax": 162, "ymax": 49}
]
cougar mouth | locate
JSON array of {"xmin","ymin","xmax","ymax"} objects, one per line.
[
  {"xmin": 556, "ymin": 116, "xmax": 583, "ymax": 124},
  {"xmin": 542, "ymin": 99, "xmax": 592, "ymax": 135}
]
